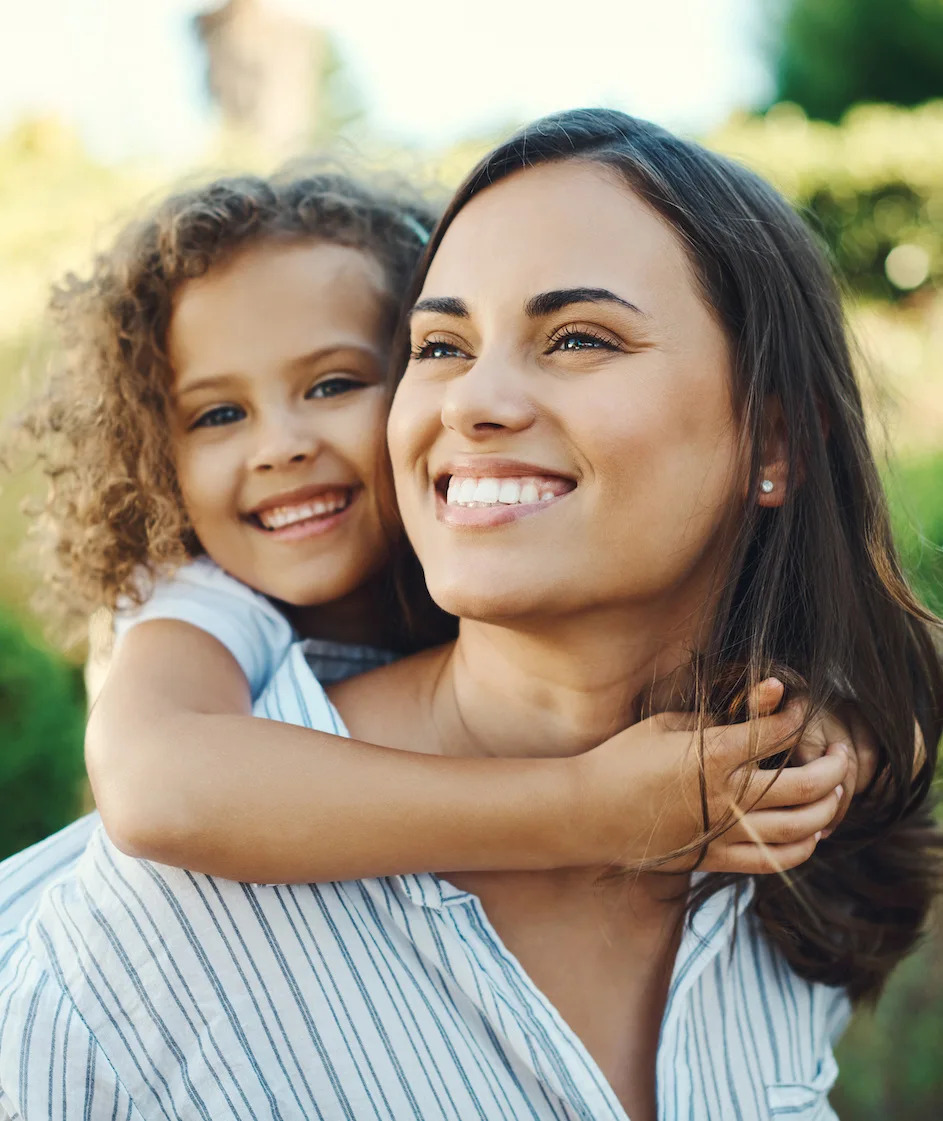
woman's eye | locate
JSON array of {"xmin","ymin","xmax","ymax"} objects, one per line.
[
  {"xmin": 410, "ymin": 340, "xmax": 469, "ymax": 361},
  {"xmin": 549, "ymin": 331, "xmax": 620, "ymax": 353},
  {"xmin": 191, "ymin": 404, "xmax": 245, "ymax": 429},
  {"xmin": 307, "ymin": 376, "xmax": 363, "ymax": 399}
]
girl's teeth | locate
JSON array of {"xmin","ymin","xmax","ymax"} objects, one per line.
[
  {"xmin": 445, "ymin": 476, "xmax": 569, "ymax": 508},
  {"xmin": 258, "ymin": 492, "xmax": 350, "ymax": 529}
]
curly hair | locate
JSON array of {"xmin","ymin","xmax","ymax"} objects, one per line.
[{"xmin": 8, "ymin": 169, "xmax": 436, "ymax": 642}]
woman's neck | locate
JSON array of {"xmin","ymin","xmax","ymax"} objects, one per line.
[{"xmin": 432, "ymin": 607, "xmax": 698, "ymax": 761}]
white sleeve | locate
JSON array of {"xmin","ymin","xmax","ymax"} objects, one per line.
[{"xmin": 113, "ymin": 558, "xmax": 295, "ymax": 701}]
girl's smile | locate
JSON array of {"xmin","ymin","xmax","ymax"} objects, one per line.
[{"xmin": 169, "ymin": 239, "xmax": 394, "ymax": 611}]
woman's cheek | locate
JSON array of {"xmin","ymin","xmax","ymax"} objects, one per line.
[{"xmin": 386, "ymin": 380, "xmax": 431, "ymax": 484}]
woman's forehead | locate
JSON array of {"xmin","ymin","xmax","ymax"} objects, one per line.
[{"xmin": 422, "ymin": 161, "xmax": 696, "ymax": 315}]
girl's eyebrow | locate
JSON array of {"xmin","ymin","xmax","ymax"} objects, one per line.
[
  {"xmin": 409, "ymin": 289, "xmax": 646, "ymax": 322},
  {"xmin": 174, "ymin": 372, "xmax": 240, "ymax": 399},
  {"xmin": 175, "ymin": 345, "xmax": 380, "ymax": 399}
]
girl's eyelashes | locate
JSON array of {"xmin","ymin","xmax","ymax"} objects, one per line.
[
  {"xmin": 190, "ymin": 404, "xmax": 246, "ymax": 430},
  {"xmin": 185, "ymin": 375, "xmax": 365, "ymax": 428},
  {"xmin": 306, "ymin": 375, "xmax": 365, "ymax": 399}
]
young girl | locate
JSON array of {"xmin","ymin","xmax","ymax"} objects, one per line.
[{"xmin": 15, "ymin": 169, "xmax": 861, "ymax": 887}]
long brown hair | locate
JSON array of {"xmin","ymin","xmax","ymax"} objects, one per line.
[{"xmin": 394, "ymin": 108, "xmax": 943, "ymax": 1004}]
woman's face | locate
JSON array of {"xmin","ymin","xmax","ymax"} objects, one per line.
[
  {"xmin": 388, "ymin": 160, "xmax": 744, "ymax": 625},
  {"xmin": 169, "ymin": 240, "xmax": 392, "ymax": 607}
]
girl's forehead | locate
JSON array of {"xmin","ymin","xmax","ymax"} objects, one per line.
[{"xmin": 169, "ymin": 241, "xmax": 390, "ymax": 379}]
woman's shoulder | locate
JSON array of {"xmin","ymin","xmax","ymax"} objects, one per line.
[{"xmin": 328, "ymin": 642, "xmax": 454, "ymax": 753}]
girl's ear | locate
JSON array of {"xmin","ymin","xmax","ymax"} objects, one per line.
[{"xmin": 755, "ymin": 395, "xmax": 788, "ymax": 509}]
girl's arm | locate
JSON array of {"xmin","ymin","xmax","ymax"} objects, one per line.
[
  {"xmin": 88, "ymin": 619, "xmax": 581, "ymax": 880},
  {"xmin": 87, "ymin": 622, "xmax": 851, "ymax": 882}
]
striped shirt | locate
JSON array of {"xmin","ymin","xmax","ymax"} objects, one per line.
[{"xmin": 0, "ymin": 643, "xmax": 849, "ymax": 1120}]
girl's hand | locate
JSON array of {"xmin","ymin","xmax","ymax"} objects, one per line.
[{"xmin": 574, "ymin": 678, "xmax": 853, "ymax": 873}]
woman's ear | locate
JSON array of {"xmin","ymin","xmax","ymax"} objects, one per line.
[{"xmin": 756, "ymin": 396, "xmax": 788, "ymax": 509}]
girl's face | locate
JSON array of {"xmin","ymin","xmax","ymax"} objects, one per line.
[
  {"xmin": 169, "ymin": 240, "xmax": 392, "ymax": 607},
  {"xmin": 388, "ymin": 161, "xmax": 744, "ymax": 627}
]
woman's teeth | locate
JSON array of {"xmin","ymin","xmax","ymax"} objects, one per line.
[
  {"xmin": 257, "ymin": 491, "xmax": 351, "ymax": 530},
  {"xmin": 445, "ymin": 476, "xmax": 567, "ymax": 507}
]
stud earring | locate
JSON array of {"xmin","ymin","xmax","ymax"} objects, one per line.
[{"xmin": 760, "ymin": 479, "xmax": 775, "ymax": 494}]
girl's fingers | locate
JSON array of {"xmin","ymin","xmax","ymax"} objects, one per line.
[
  {"xmin": 820, "ymin": 744, "xmax": 856, "ymax": 837},
  {"xmin": 745, "ymin": 677, "xmax": 785, "ymax": 719},
  {"xmin": 710, "ymin": 706, "xmax": 807, "ymax": 769},
  {"xmin": 723, "ymin": 786, "xmax": 842, "ymax": 846},
  {"xmin": 743, "ymin": 743, "xmax": 849, "ymax": 809},
  {"xmin": 702, "ymin": 836, "xmax": 819, "ymax": 876}
]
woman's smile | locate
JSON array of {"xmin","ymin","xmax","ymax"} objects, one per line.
[{"xmin": 435, "ymin": 459, "xmax": 576, "ymax": 527}]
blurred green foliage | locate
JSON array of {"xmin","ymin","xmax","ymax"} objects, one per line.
[
  {"xmin": 832, "ymin": 450, "xmax": 943, "ymax": 1116},
  {"xmin": 888, "ymin": 454, "xmax": 943, "ymax": 616},
  {"xmin": 712, "ymin": 102, "xmax": 943, "ymax": 299},
  {"xmin": 769, "ymin": 0, "xmax": 943, "ymax": 123},
  {"xmin": 0, "ymin": 608, "xmax": 85, "ymax": 862}
]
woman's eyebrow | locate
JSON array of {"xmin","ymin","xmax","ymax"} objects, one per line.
[
  {"xmin": 409, "ymin": 296, "xmax": 469, "ymax": 320},
  {"xmin": 524, "ymin": 288, "xmax": 646, "ymax": 318}
]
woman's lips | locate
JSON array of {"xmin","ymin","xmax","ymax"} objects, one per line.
[{"xmin": 436, "ymin": 473, "xmax": 574, "ymax": 527}]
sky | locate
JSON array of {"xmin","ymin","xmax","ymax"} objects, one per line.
[{"xmin": 0, "ymin": 0, "xmax": 772, "ymax": 164}]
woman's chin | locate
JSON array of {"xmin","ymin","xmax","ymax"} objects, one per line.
[{"xmin": 427, "ymin": 575, "xmax": 557, "ymax": 623}]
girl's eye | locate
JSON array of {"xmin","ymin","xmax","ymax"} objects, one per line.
[
  {"xmin": 307, "ymin": 376, "xmax": 364, "ymax": 399},
  {"xmin": 548, "ymin": 329, "xmax": 620, "ymax": 354},
  {"xmin": 191, "ymin": 404, "xmax": 245, "ymax": 429},
  {"xmin": 410, "ymin": 339, "xmax": 469, "ymax": 361}
]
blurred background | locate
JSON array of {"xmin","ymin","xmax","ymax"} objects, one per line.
[{"xmin": 1, "ymin": 0, "xmax": 941, "ymax": 1114}]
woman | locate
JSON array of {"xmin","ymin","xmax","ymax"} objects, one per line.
[{"xmin": 0, "ymin": 109, "xmax": 939, "ymax": 1121}]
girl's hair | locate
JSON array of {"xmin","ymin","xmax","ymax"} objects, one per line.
[
  {"xmin": 12, "ymin": 170, "xmax": 436, "ymax": 636},
  {"xmin": 394, "ymin": 108, "xmax": 943, "ymax": 1004}
]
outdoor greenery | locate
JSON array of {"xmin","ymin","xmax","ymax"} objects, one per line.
[
  {"xmin": 769, "ymin": 0, "xmax": 943, "ymax": 122},
  {"xmin": 0, "ymin": 608, "xmax": 85, "ymax": 862},
  {"xmin": 713, "ymin": 101, "xmax": 943, "ymax": 299}
]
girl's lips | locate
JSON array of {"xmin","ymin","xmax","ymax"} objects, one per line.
[{"xmin": 248, "ymin": 487, "xmax": 361, "ymax": 542}]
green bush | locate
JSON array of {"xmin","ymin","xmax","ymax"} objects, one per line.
[
  {"xmin": 832, "ymin": 452, "xmax": 943, "ymax": 1117},
  {"xmin": 0, "ymin": 607, "xmax": 86, "ymax": 861},
  {"xmin": 710, "ymin": 102, "xmax": 943, "ymax": 299},
  {"xmin": 887, "ymin": 454, "xmax": 943, "ymax": 616}
]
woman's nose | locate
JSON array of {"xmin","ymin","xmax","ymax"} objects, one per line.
[
  {"xmin": 440, "ymin": 354, "xmax": 536, "ymax": 439},
  {"xmin": 247, "ymin": 413, "xmax": 321, "ymax": 472}
]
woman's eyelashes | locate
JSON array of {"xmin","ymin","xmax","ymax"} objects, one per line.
[
  {"xmin": 409, "ymin": 325, "xmax": 624, "ymax": 363},
  {"xmin": 545, "ymin": 326, "xmax": 622, "ymax": 354},
  {"xmin": 410, "ymin": 338, "xmax": 470, "ymax": 362}
]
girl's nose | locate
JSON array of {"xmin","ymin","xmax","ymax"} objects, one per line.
[{"xmin": 247, "ymin": 414, "xmax": 321, "ymax": 472}]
